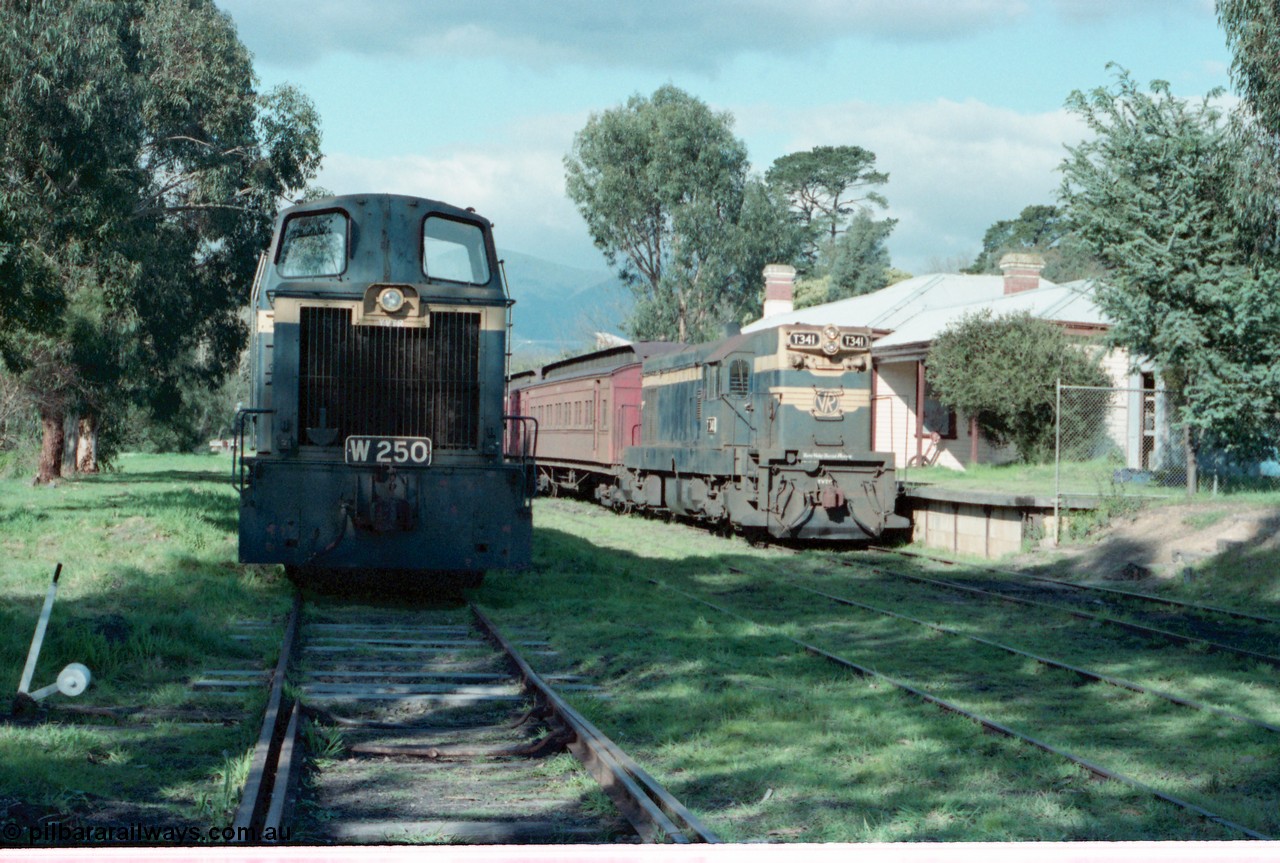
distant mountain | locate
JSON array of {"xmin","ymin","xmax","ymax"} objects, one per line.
[{"xmin": 497, "ymin": 249, "xmax": 632, "ymax": 360}]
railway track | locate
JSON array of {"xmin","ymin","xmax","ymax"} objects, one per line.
[
  {"xmin": 665, "ymin": 524, "xmax": 1280, "ymax": 839},
  {"xmin": 873, "ymin": 546, "xmax": 1280, "ymax": 627},
  {"xmin": 835, "ymin": 552, "xmax": 1280, "ymax": 669},
  {"xmin": 655, "ymin": 573, "xmax": 1274, "ymax": 834},
  {"xmin": 231, "ymin": 593, "xmax": 716, "ymax": 845}
]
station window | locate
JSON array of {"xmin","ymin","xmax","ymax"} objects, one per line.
[
  {"xmin": 423, "ymin": 216, "xmax": 491, "ymax": 285},
  {"xmin": 601, "ymin": 399, "xmax": 608, "ymax": 430},
  {"xmin": 277, "ymin": 210, "xmax": 347, "ymax": 277},
  {"xmin": 729, "ymin": 359, "xmax": 751, "ymax": 397}
]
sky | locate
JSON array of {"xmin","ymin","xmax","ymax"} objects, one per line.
[{"xmin": 213, "ymin": 0, "xmax": 1235, "ymax": 278}]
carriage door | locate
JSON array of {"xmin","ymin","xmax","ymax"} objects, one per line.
[{"xmin": 725, "ymin": 356, "xmax": 755, "ymax": 448}]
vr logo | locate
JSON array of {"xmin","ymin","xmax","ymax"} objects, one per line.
[{"xmin": 813, "ymin": 389, "xmax": 844, "ymax": 419}]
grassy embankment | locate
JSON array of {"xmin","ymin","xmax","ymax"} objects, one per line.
[
  {"xmin": 905, "ymin": 458, "xmax": 1280, "ymax": 502},
  {"xmin": 0, "ymin": 454, "xmax": 291, "ymax": 834}
]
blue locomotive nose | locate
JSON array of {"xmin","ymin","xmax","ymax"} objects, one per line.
[{"xmin": 236, "ymin": 194, "xmax": 534, "ymax": 584}]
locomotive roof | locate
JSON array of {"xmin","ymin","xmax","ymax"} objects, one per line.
[
  {"xmin": 540, "ymin": 341, "xmax": 682, "ymax": 382},
  {"xmin": 277, "ymin": 193, "xmax": 491, "ymax": 228}
]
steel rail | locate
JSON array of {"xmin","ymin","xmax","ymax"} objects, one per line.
[
  {"xmin": 470, "ymin": 604, "xmax": 719, "ymax": 845},
  {"xmin": 263, "ymin": 702, "xmax": 302, "ymax": 834},
  {"xmin": 649, "ymin": 578, "xmax": 1271, "ymax": 841},
  {"xmin": 791, "ymin": 580, "xmax": 1280, "ymax": 735},
  {"xmin": 869, "ymin": 545, "xmax": 1280, "ymax": 627},
  {"xmin": 837, "ymin": 559, "xmax": 1280, "ymax": 669},
  {"xmin": 232, "ymin": 591, "xmax": 302, "ymax": 837}
]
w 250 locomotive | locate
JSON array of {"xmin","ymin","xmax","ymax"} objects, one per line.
[
  {"xmin": 236, "ymin": 194, "xmax": 533, "ymax": 587},
  {"xmin": 509, "ymin": 323, "xmax": 907, "ymax": 542}
]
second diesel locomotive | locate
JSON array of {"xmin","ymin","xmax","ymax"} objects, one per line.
[{"xmin": 509, "ymin": 323, "xmax": 907, "ymax": 541}]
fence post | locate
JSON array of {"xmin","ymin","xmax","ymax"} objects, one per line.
[{"xmin": 1053, "ymin": 379, "xmax": 1062, "ymax": 547}]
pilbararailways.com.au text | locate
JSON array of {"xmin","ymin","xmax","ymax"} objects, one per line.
[{"xmin": 2, "ymin": 821, "xmax": 291, "ymax": 844}]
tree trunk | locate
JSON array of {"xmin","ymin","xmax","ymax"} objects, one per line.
[
  {"xmin": 76, "ymin": 415, "xmax": 98, "ymax": 474},
  {"xmin": 36, "ymin": 405, "xmax": 66, "ymax": 484}
]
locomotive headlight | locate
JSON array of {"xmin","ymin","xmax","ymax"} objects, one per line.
[{"xmin": 378, "ymin": 287, "xmax": 406, "ymax": 313}]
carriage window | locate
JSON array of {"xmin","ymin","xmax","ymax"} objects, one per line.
[
  {"xmin": 424, "ymin": 216, "xmax": 491, "ymax": 285},
  {"xmin": 729, "ymin": 359, "xmax": 751, "ymax": 397},
  {"xmin": 277, "ymin": 210, "xmax": 347, "ymax": 277},
  {"xmin": 601, "ymin": 399, "xmax": 608, "ymax": 430}
]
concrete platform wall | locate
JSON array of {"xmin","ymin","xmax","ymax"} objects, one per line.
[{"xmin": 911, "ymin": 499, "xmax": 1028, "ymax": 558}]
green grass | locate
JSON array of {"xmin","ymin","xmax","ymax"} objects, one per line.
[
  {"xmin": 475, "ymin": 498, "xmax": 1278, "ymax": 841},
  {"xmin": 0, "ymin": 454, "xmax": 292, "ymax": 838},
  {"xmin": 4, "ymin": 456, "xmax": 1275, "ymax": 844}
]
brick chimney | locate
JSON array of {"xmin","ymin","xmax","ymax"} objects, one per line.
[
  {"xmin": 762, "ymin": 263, "xmax": 796, "ymax": 318},
  {"xmin": 999, "ymin": 252, "xmax": 1045, "ymax": 294}
]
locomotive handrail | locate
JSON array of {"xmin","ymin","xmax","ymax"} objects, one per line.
[
  {"xmin": 503, "ymin": 414, "xmax": 538, "ymax": 506},
  {"xmin": 232, "ymin": 408, "xmax": 274, "ymax": 494}
]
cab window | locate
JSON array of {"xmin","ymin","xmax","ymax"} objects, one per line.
[
  {"xmin": 424, "ymin": 216, "xmax": 491, "ymax": 285},
  {"xmin": 729, "ymin": 358, "xmax": 751, "ymax": 397},
  {"xmin": 277, "ymin": 210, "xmax": 347, "ymax": 277}
]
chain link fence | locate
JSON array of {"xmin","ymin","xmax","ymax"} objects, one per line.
[{"xmin": 1055, "ymin": 384, "xmax": 1280, "ymax": 505}]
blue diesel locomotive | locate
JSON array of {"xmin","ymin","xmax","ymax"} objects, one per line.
[
  {"xmin": 236, "ymin": 194, "xmax": 533, "ymax": 587},
  {"xmin": 512, "ymin": 323, "xmax": 908, "ymax": 542}
]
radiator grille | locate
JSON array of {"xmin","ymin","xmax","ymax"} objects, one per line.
[{"xmin": 298, "ymin": 307, "xmax": 480, "ymax": 449}]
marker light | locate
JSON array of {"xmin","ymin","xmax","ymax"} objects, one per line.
[{"xmin": 822, "ymin": 324, "xmax": 840, "ymax": 354}]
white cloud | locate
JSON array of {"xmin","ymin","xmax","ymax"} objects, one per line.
[
  {"xmin": 315, "ymin": 97, "xmax": 1092, "ymax": 277},
  {"xmin": 315, "ymin": 115, "xmax": 607, "ymax": 268}
]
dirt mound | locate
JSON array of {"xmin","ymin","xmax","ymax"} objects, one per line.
[{"xmin": 1032, "ymin": 502, "xmax": 1280, "ymax": 582}]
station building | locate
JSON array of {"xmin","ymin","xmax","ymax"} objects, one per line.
[{"xmin": 743, "ymin": 255, "xmax": 1173, "ymax": 473}]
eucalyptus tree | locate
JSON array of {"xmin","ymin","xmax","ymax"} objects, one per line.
[
  {"xmin": 1217, "ymin": 0, "xmax": 1280, "ymax": 259},
  {"xmin": 565, "ymin": 85, "xmax": 796, "ymax": 342},
  {"xmin": 0, "ymin": 0, "xmax": 321, "ymax": 481},
  {"xmin": 964, "ymin": 204, "xmax": 1104, "ymax": 283},
  {"xmin": 1059, "ymin": 68, "xmax": 1280, "ymax": 491}
]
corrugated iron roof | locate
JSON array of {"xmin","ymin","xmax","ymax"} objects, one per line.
[{"xmin": 743, "ymin": 273, "xmax": 1109, "ymax": 355}]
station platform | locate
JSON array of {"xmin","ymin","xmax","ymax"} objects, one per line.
[{"xmin": 898, "ymin": 484, "xmax": 1100, "ymax": 559}]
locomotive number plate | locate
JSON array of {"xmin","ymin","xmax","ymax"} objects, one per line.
[{"xmin": 345, "ymin": 436, "xmax": 433, "ymax": 466}]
